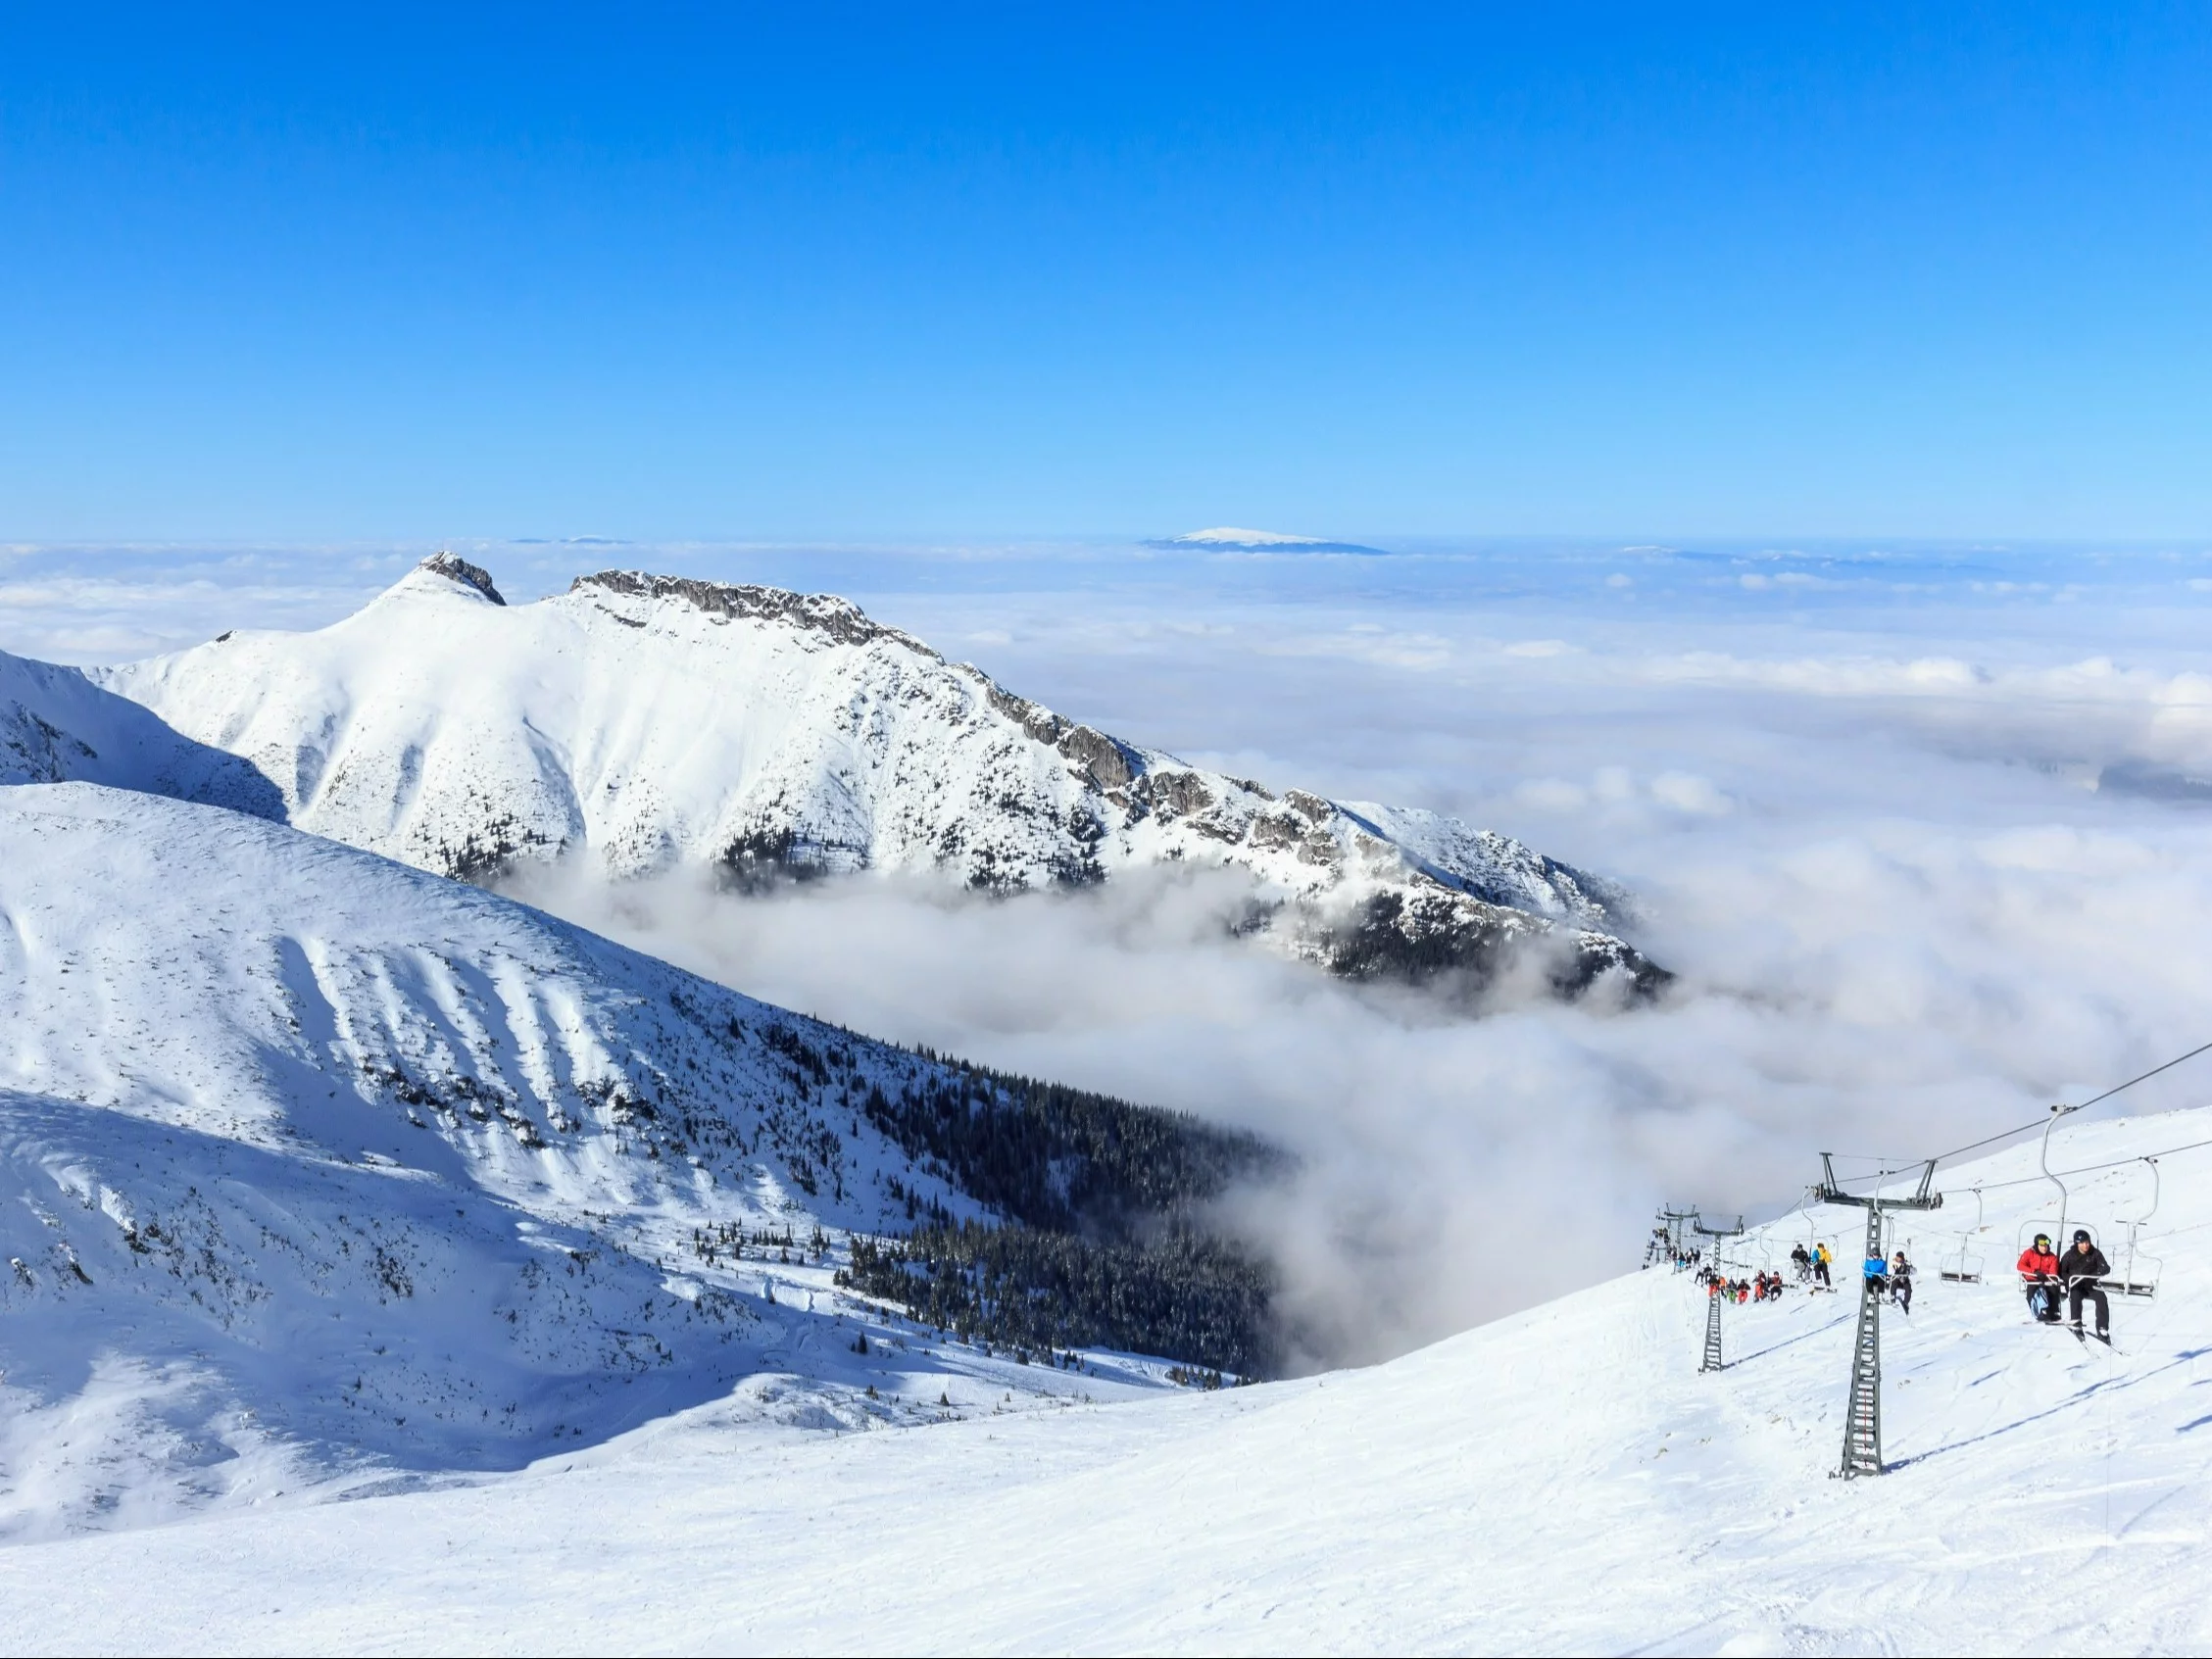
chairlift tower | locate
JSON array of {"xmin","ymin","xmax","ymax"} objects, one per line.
[
  {"xmin": 1693, "ymin": 1215, "xmax": 1745, "ymax": 1373},
  {"xmin": 1815, "ymin": 1155, "xmax": 1942, "ymax": 1478}
]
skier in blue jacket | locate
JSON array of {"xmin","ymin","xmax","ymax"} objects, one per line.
[{"xmin": 1862, "ymin": 1250, "xmax": 1889, "ymax": 1297}]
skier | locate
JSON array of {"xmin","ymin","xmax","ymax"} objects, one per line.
[
  {"xmin": 1790, "ymin": 1243, "xmax": 1812, "ymax": 1284},
  {"xmin": 1862, "ymin": 1247, "xmax": 1889, "ymax": 1298},
  {"xmin": 2017, "ymin": 1233, "xmax": 2062, "ymax": 1323},
  {"xmin": 1813, "ymin": 1242, "xmax": 1833, "ymax": 1289},
  {"xmin": 1889, "ymin": 1250, "xmax": 1914, "ymax": 1314},
  {"xmin": 2058, "ymin": 1229, "xmax": 2112, "ymax": 1342}
]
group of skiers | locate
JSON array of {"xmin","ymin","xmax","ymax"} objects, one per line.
[
  {"xmin": 1694, "ymin": 1265, "xmax": 1796, "ymax": 1303},
  {"xmin": 1781, "ymin": 1240, "xmax": 1917, "ymax": 1310},
  {"xmin": 2016, "ymin": 1229, "xmax": 2112, "ymax": 1341},
  {"xmin": 1652, "ymin": 1213, "xmax": 2123, "ymax": 1343},
  {"xmin": 1654, "ymin": 1241, "xmax": 1707, "ymax": 1275},
  {"xmin": 1789, "ymin": 1241, "xmax": 1834, "ymax": 1288}
]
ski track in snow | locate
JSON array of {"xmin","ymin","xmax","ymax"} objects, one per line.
[{"xmin": 0, "ymin": 1104, "xmax": 2207, "ymax": 1652}]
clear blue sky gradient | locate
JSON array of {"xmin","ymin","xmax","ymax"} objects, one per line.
[{"xmin": 3, "ymin": 4, "xmax": 2207, "ymax": 541}]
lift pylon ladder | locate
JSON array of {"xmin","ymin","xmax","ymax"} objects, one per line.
[
  {"xmin": 1816, "ymin": 1155, "xmax": 1941, "ymax": 1478},
  {"xmin": 1692, "ymin": 1215, "xmax": 1745, "ymax": 1374}
]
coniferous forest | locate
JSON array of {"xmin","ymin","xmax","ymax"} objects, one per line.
[
  {"xmin": 839, "ymin": 1052, "xmax": 1292, "ymax": 1376},
  {"xmin": 840, "ymin": 1220, "xmax": 1275, "ymax": 1377}
]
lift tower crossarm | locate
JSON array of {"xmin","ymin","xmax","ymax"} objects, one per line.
[
  {"xmin": 1656, "ymin": 1205, "xmax": 1701, "ymax": 1261},
  {"xmin": 1815, "ymin": 1156, "xmax": 1942, "ymax": 1479}
]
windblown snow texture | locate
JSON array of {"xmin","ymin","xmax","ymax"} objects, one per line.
[
  {"xmin": 95, "ymin": 558, "xmax": 1652, "ymax": 991},
  {"xmin": 0, "ymin": 783, "xmax": 1270, "ymax": 1536}
]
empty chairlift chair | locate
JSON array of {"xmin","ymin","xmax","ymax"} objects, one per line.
[
  {"xmin": 2110, "ymin": 1157, "xmax": 2163, "ymax": 1299},
  {"xmin": 1941, "ymin": 1186, "xmax": 1987, "ymax": 1284}
]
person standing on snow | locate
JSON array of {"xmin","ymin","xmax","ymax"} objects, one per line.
[
  {"xmin": 2059, "ymin": 1229, "xmax": 2112, "ymax": 1341},
  {"xmin": 1889, "ymin": 1250, "xmax": 1914, "ymax": 1314},
  {"xmin": 2018, "ymin": 1233, "xmax": 2062, "ymax": 1323}
]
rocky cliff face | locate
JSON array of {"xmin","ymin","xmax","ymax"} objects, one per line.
[{"xmin": 94, "ymin": 558, "xmax": 1658, "ymax": 994}]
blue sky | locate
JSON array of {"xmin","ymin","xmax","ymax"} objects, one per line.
[{"xmin": 3, "ymin": 4, "xmax": 2208, "ymax": 541}]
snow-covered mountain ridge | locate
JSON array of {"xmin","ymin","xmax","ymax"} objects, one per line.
[
  {"xmin": 0, "ymin": 783, "xmax": 1274, "ymax": 1536},
  {"xmin": 88, "ymin": 556, "xmax": 1652, "ymax": 993},
  {"xmin": 0, "ymin": 649, "xmax": 281, "ymax": 816}
]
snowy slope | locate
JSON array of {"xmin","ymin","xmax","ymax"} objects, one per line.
[
  {"xmin": 96, "ymin": 556, "xmax": 1647, "ymax": 989},
  {"xmin": 0, "ymin": 784, "xmax": 1224, "ymax": 1537},
  {"xmin": 0, "ymin": 650, "xmax": 282, "ymax": 817},
  {"xmin": 0, "ymin": 1104, "xmax": 2204, "ymax": 1651}
]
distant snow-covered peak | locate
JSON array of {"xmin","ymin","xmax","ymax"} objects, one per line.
[
  {"xmin": 87, "ymin": 560, "xmax": 1648, "ymax": 993},
  {"xmin": 1177, "ymin": 526, "xmax": 1323, "ymax": 545},
  {"xmin": 1152, "ymin": 527, "xmax": 1391, "ymax": 555}
]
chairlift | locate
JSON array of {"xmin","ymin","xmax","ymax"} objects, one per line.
[
  {"xmin": 1792, "ymin": 1196, "xmax": 1840, "ymax": 1287},
  {"xmin": 1940, "ymin": 1186, "xmax": 1987, "ymax": 1284},
  {"xmin": 1745, "ymin": 1227, "xmax": 1776, "ymax": 1274},
  {"xmin": 1693, "ymin": 1214, "xmax": 1746, "ymax": 1282},
  {"xmin": 2112, "ymin": 1157, "xmax": 2163, "ymax": 1299},
  {"xmin": 2017, "ymin": 1102, "xmax": 2076, "ymax": 1258}
]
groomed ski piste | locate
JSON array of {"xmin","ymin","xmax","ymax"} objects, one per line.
[{"xmin": 1, "ymin": 1093, "xmax": 2205, "ymax": 1653}]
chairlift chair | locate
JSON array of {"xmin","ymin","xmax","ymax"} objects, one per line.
[
  {"xmin": 1791, "ymin": 1202, "xmax": 1842, "ymax": 1287},
  {"xmin": 1940, "ymin": 1186, "xmax": 1987, "ymax": 1284},
  {"xmin": 1745, "ymin": 1229, "xmax": 1776, "ymax": 1274},
  {"xmin": 2112, "ymin": 1157, "xmax": 2163, "ymax": 1299},
  {"xmin": 2018, "ymin": 1101, "xmax": 2076, "ymax": 1263}
]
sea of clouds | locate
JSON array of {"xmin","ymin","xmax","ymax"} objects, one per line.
[{"xmin": 12, "ymin": 535, "xmax": 2212, "ymax": 1368}]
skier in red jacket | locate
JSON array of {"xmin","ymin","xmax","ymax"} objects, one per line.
[{"xmin": 2018, "ymin": 1235, "xmax": 2061, "ymax": 1323}]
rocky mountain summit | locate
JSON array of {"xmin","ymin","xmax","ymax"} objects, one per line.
[{"xmin": 86, "ymin": 557, "xmax": 1656, "ymax": 993}]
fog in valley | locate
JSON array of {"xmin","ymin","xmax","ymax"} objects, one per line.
[{"xmin": 17, "ymin": 536, "xmax": 2212, "ymax": 1368}]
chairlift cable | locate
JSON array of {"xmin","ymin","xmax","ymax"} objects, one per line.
[
  {"xmin": 1944, "ymin": 1132, "xmax": 2212, "ymax": 1194},
  {"xmin": 1923, "ymin": 1037, "xmax": 2212, "ymax": 1166},
  {"xmin": 2064, "ymin": 1039, "xmax": 2212, "ymax": 1116}
]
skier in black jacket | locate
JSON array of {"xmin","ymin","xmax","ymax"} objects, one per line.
[{"xmin": 2059, "ymin": 1230, "xmax": 2111, "ymax": 1340}]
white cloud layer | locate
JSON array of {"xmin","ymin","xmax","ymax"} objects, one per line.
[{"xmin": 15, "ymin": 535, "xmax": 2212, "ymax": 1369}]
